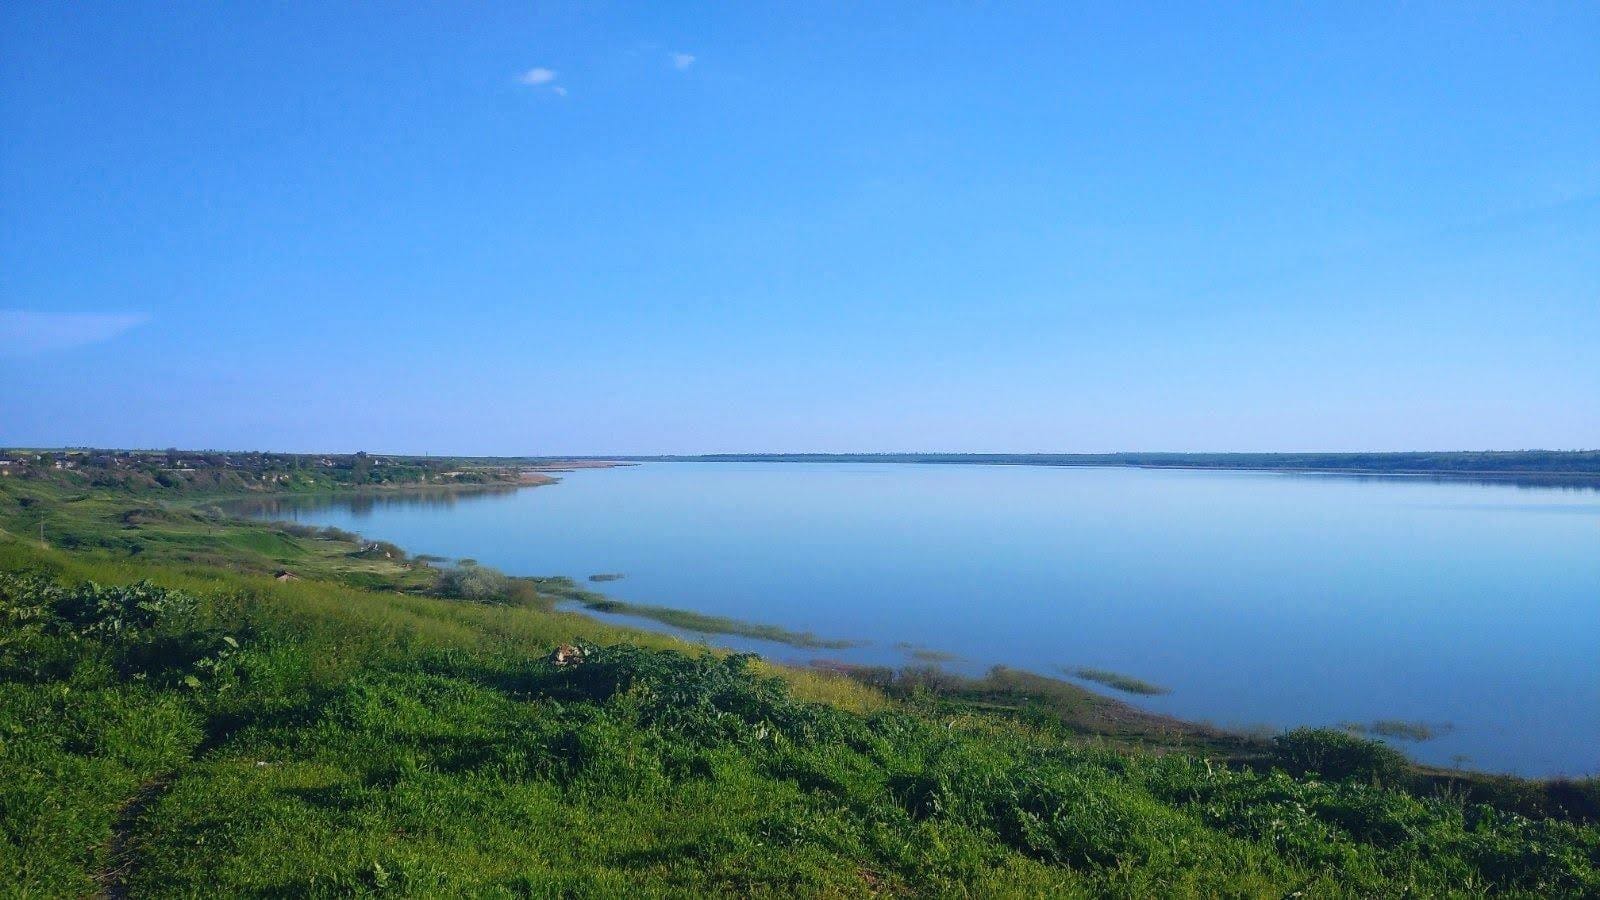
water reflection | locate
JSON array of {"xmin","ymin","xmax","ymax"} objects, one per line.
[
  {"xmin": 227, "ymin": 485, "xmax": 522, "ymax": 519},
  {"xmin": 1289, "ymin": 471, "xmax": 1600, "ymax": 492}
]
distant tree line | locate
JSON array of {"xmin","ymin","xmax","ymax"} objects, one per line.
[{"xmin": 612, "ymin": 450, "xmax": 1600, "ymax": 477}]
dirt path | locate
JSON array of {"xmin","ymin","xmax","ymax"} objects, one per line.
[{"xmin": 94, "ymin": 775, "xmax": 173, "ymax": 900}]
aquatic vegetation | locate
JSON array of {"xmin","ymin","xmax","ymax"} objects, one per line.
[
  {"xmin": 574, "ymin": 595, "xmax": 861, "ymax": 650},
  {"xmin": 1066, "ymin": 665, "xmax": 1171, "ymax": 696},
  {"xmin": 894, "ymin": 641, "xmax": 960, "ymax": 662},
  {"xmin": 1345, "ymin": 719, "xmax": 1452, "ymax": 742},
  {"xmin": 492, "ymin": 570, "xmax": 864, "ymax": 646},
  {"xmin": 507, "ymin": 575, "xmax": 859, "ymax": 650}
]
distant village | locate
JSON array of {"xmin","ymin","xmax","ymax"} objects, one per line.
[{"xmin": 0, "ymin": 448, "xmax": 532, "ymax": 492}]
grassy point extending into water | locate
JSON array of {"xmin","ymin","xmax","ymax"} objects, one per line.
[
  {"xmin": 894, "ymin": 641, "xmax": 962, "ymax": 663},
  {"xmin": 516, "ymin": 573, "xmax": 861, "ymax": 651},
  {"xmin": 573, "ymin": 596, "xmax": 862, "ymax": 650},
  {"xmin": 1067, "ymin": 665, "xmax": 1173, "ymax": 696},
  {"xmin": 425, "ymin": 565, "xmax": 863, "ymax": 652}
]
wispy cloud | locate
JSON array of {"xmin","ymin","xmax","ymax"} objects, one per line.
[
  {"xmin": 671, "ymin": 52, "xmax": 695, "ymax": 71},
  {"xmin": 517, "ymin": 67, "xmax": 557, "ymax": 86},
  {"xmin": 0, "ymin": 310, "xmax": 147, "ymax": 356}
]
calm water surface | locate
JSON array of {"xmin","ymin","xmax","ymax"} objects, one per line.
[{"xmin": 242, "ymin": 463, "xmax": 1599, "ymax": 776}]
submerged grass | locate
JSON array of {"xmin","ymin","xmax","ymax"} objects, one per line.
[
  {"xmin": 575, "ymin": 596, "xmax": 861, "ymax": 650},
  {"xmin": 1067, "ymin": 665, "xmax": 1172, "ymax": 696},
  {"xmin": 894, "ymin": 641, "xmax": 961, "ymax": 663},
  {"xmin": 517, "ymin": 575, "xmax": 861, "ymax": 650},
  {"xmin": 1346, "ymin": 719, "xmax": 1453, "ymax": 742}
]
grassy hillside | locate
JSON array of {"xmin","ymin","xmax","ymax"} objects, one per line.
[{"xmin": 1, "ymin": 474, "xmax": 1597, "ymax": 897}]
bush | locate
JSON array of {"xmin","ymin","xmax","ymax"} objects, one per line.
[
  {"xmin": 0, "ymin": 573, "xmax": 241, "ymax": 687},
  {"xmin": 435, "ymin": 561, "xmax": 510, "ymax": 601},
  {"xmin": 1272, "ymin": 727, "xmax": 1408, "ymax": 784}
]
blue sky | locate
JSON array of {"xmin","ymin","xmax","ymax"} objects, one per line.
[{"xmin": 2, "ymin": 3, "xmax": 1596, "ymax": 454}]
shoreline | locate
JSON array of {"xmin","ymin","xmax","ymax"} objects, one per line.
[
  {"xmin": 217, "ymin": 477, "xmax": 1268, "ymax": 758},
  {"xmin": 217, "ymin": 462, "xmax": 1588, "ymax": 779},
  {"xmin": 201, "ymin": 459, "xmax": 639, "ymax": 505},
  {"xmin": 10, "ymin": 462, "xmax": 1586, "ymax": 780},
  {"xmin": 641, "ymin": 459, "xmax": 1600, "ymax": 487},
  {"xmin": 572, "ymin": 451, "xmax": 1600, "ymax": 486}
]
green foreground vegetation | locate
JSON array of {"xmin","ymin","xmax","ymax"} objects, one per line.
[{"xmin": 1, "ymin": 454, "xmax": 1597, "ymax": 897}]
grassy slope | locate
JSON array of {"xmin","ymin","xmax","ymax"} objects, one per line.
[{"xmin": 2, "ymin": 478, "xmax": 1598, "ymax": 897}]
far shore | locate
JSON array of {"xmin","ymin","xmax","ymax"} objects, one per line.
[{"xmin": 583, "ymin": 453, "xmax": 1600, "ymax": 488}]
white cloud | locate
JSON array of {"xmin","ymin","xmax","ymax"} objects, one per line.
[
  {"xmin": 671, "ymin": 52, "xmax": 695, "ymax": 71},
  {"xmin": 517, "ymin": 67, "xmax": 557, "ymax": 86},
  {"xmin": 0, "ymin": 310, "xmax": 147, "ymax": 356},
  {"xmin": 552, "ymin": 86, "xmax": 568, "ymax": 97}
]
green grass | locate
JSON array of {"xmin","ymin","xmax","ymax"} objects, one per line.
[
  {"xmin": 1066, "ymin": 666, "xmax": 1172, "ymax": 696},
  {"xmin": 2, "ymin": 475, "xmax": 1598, "ymax": 896},
  {"xmin": 3, "ymin": 556, "xmax": 1597, "ymax": 897}
]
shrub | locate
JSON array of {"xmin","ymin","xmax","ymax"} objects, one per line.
[
  {"xmin": 316, "ymin": 525, "xmax": 361, "ymax": 543},
  {"xmin": 1272, "ymin": 727, "xmax": 1408, "ymax": 784},
  {"xmin": 435, "ymin": 561, "xmax": 510, "ymax": 601},
  {"xmin": 0, "ymin": 573, "xmax": 241, "ymax": 687}
]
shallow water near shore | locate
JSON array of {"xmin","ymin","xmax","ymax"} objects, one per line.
[{"xmin": 238, "ymin": 462, "xmax": 1600, "ymax": 777}]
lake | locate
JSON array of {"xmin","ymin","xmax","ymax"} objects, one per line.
[{"xmin": 238, "ymin": 462, "xmax": 1600, "ymax": 777}]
